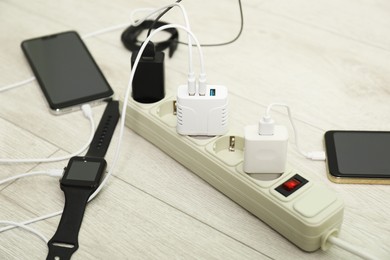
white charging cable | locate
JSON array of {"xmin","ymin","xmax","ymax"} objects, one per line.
[
  {"xmin": 0, "ymin": 210, "xmax": 62, "ymax": 234},
  {"xmin": 260, "ymin": 103, "xmax": 326, "ymax": 161},
  {"xmin": 0, "ymin": 104, "xmax": 95, "ymax": 164},
  {"xmin": 0, "ymin": 76, "xmax": 36, "ymax": 93},
  {"xmin": 90, "ymin": 23, "xmax": 204, "ymax": 201},
  {"xmin": 81, "ymin": 23, "xmax": 132, "ymax": 39},
  {"xmin": 0, "ymin": 169, "xmax": 62, "ymax": 243},
  {"xmin": 0, "ymin": 221, "xmax": 49, "ymax": 244},
  {"xmin": 0, "ymin": 169, "xmax": 62, "ymax": 186}
]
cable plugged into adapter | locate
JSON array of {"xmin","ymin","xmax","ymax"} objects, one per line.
[
  {"xmin": 176, "ymin": 84, "xmax": 228, "ymax": 136},
  {"xmin": 244, "ymin": 105, "xmax": 289, "ymax": 174},
  {"xmin": 244, "ymin": 122, "xmax": 288, "ymax": 174},
  {"xmin": 248, "ymin": 103, "xmax": 326, "ymax": 165}
]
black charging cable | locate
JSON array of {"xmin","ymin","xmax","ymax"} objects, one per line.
[
  {"xmin": 121, "ymin": 20, "xmax": 179, "ymax": 58},
  {"xmin": 121, "ymin": 0, "xmax": 243, "ymax": 56}
]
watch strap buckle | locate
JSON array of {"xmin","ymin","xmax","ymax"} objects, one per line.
[{"xmin": 47, "ymin": 240, "xmax": 78, "ymax": 260}]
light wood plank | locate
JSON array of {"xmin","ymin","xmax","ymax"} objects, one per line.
[{"xmin": 256, "ymin": 0, "xmax": 390, "ymax": 50}]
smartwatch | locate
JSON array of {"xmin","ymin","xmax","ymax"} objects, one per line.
[{"xmin": 47, "ymin": 100, "xmax": 119, "ymax": 260}]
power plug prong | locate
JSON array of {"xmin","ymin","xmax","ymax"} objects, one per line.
[
  {"xmin": 229, "ymin": 136, "xmax": 236, "ymax": 152},
  {"xmin": 173, "ymin": 101, "xmax": 177, "ymax": 115}
]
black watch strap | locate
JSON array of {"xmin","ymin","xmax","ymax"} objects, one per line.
[
  {"xmin": 47, "ymin": 187, "xmax": 93, "ymax": 260},
  {"xmin": 47, "ymin": 100, "xmax": 119, "ymax": 260},
  {"xmin": 86, "ymin": 100, "xmax": 120, "ymax": 158}
]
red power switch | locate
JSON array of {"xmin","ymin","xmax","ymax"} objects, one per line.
[
  {"xmin": 275, "ymin": 174, "xmax": 308, "ymax": 197},
  {"xmin": 283, "ymin": 178, "xmax": 301, "ymax": 191}
]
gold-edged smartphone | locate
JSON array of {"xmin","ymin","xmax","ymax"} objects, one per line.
[{"xmin": 324, "ymin": 130, "xmax": 390, "ymax": 184}]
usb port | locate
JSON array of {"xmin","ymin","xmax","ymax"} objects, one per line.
[{"xmin": 210, "ymin": 88, "xmax": 216, "ymax": 96}]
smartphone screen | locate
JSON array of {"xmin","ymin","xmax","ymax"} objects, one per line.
[
  {"xmin": 21, "ymin": 31, "xmax": 113, "ymax": 114},
  {"xmin": 324, "ymin": 130, "xmax": 390, "ymax": 184}
]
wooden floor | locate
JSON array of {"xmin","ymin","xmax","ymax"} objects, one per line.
[{"xmin": 1, "ymin": 0, "xmax": 390, "ymax": 259}]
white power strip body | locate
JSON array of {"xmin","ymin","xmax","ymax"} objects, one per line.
[
  {"xmin": 176, "ymin": 84, "xmax": 228, "ymax": 136},
  {"xmin": 124, "ymin": 95, "xmax": 344, "ymax": 252}
]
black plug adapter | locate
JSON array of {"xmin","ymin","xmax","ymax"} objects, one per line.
[{"xmin": 131, "ymin": 41, "xmax": 165, "ymax": 103}]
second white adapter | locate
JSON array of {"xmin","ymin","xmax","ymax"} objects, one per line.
[
  {"xmin": 244, "ymin": 124, "xmax": 288, "ymax": 173},
  {"xmin": 176, "ymin": 84, "xmax": 228, "ymax": 136}
]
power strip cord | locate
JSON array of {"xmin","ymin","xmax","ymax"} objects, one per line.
[{"xmin": 326, "ymin": 234, "xmax": 380, "ymax": 260}]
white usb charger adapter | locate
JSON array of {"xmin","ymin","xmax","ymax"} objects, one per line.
[
  {"xmin": 176, "ymin": 84, "xmax": 228, "ymax": 136},
  {"xmin": 244, "ymin": 119, "xmax": 288, "ymax": 174}
]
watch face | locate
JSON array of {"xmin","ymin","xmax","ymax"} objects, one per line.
[{"xmin": 61, "ymin": 156, "xmax": 107, "ymax": 188}]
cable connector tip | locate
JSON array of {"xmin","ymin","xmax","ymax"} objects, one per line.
[
  {"xmin": 187, "ymin": 72, "xmax": 196, "ymax": 96},
  {"xmin": 48, "ymin": 169, "xmax": 64, "ymax": 177},
  {"xmin": 258, "ymin": 115, "xmax": 275, "ymax": 135},
  {"xmin": 306, "ymin": 151, "xmax": 326, "ymax": 161},
  {"xmin": 198, "ymin": 73, "xmax": 207, "ymax": 96},
  {"xmin": 81, "ymin": 104, "xmax": 93, "ymax": 119}
]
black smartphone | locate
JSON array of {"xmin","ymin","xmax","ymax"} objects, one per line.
[
  {"xmin": 21, "ymin": 31, "xmax": 114, "ymax": 114},
  {"xmin": 324, "ymin": 130, "xmax": 390, "ymax": 184}
]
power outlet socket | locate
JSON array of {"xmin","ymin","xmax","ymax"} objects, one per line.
[{"xmin": 123, "ymin": 94, "xmax": 344, "ymax": 252}]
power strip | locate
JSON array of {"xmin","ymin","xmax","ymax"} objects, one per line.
[{"xmin": 123, "ymin": 94, "xmax": 344, "ymax": 252}]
